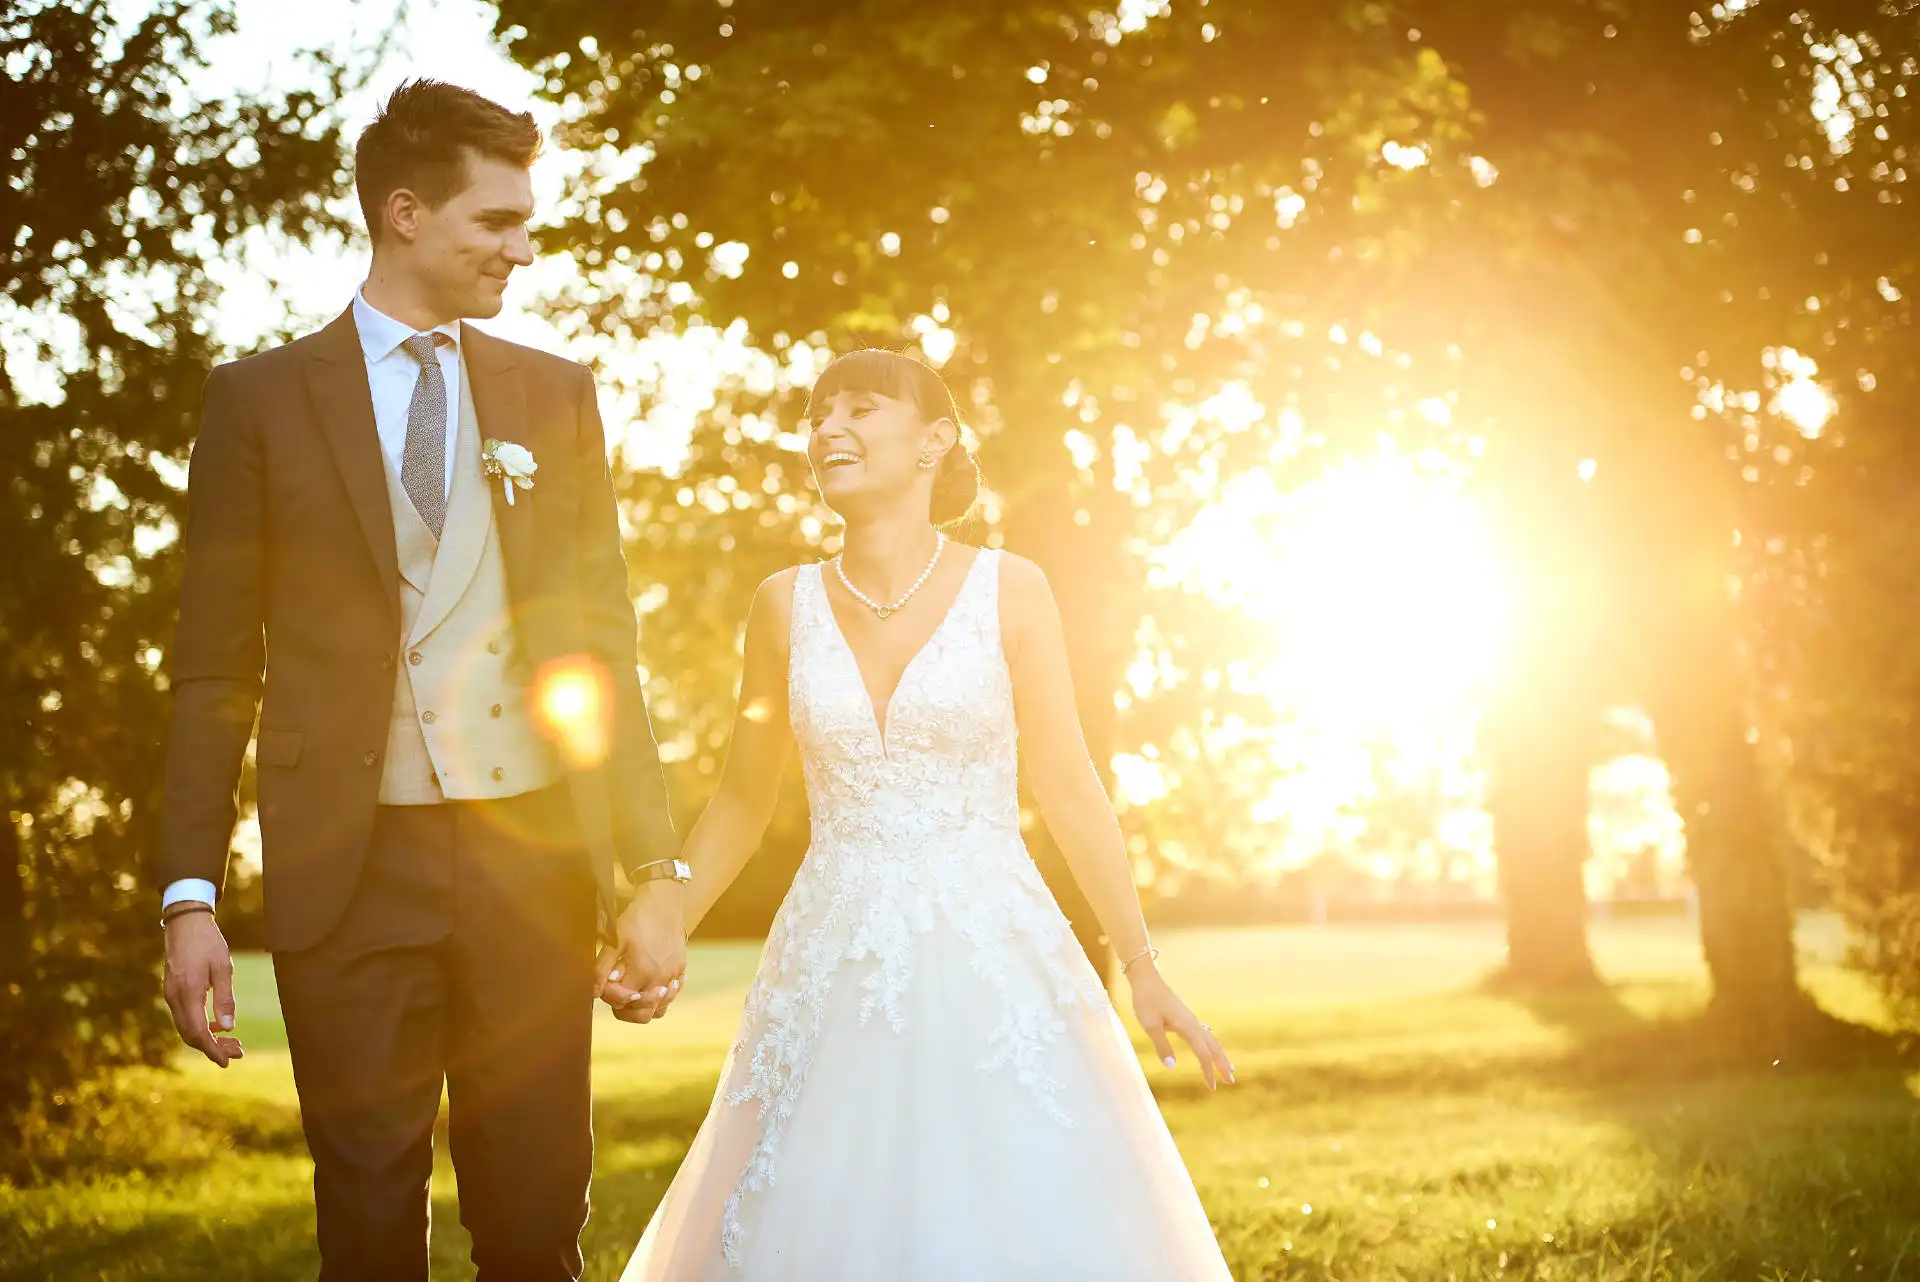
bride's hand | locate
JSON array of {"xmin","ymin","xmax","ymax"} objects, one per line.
[
  {"xmin": 596, "ymin": 882, "xmax": 688, "ymax": 1024},
  {"xmin": 1128, "ymin": 963, "xmax": 1235, "ymax": 1090}
]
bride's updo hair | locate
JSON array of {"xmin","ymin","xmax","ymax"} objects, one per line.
[{"xmin": 808, "ymin": 348, "xmax": 982, "ymax": 528}]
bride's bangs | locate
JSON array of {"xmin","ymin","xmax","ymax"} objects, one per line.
[{"xmin": 807, "ymin": 348, "xmax": 956, "ymax": 424}]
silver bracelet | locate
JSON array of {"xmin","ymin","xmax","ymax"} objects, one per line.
[{"xmin": 1120, "ymin": 944, "xmax": 1160, "ymax": 973}]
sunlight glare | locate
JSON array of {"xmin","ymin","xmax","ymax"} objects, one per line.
[
  {"xmin": 1382, "ymin": 141, "xmax": 1430, "ymax": 170},
  {"xmin": 1158, "ymin": 457, "xmax": 1511, "ymax": 729},
  {"xmin": 1768, "ymin": 346, "xmax": 1836, "ymax": 439},
  {"xmin": 536, "ymin": 656, "xmax": 613, "ymax": 769},
  {"xmin": 1124, "ymin": 455, "xmax": 1515, "ymax": 888}
]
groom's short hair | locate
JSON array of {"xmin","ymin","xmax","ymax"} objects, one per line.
[{"xmin": 356, "ymin": 80, "xmax": 542, "ymax": 244}]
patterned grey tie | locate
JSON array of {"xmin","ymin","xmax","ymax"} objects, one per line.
[{"xmin": 398, "ymin": 332, "xmax": 451, "ymax": 538}]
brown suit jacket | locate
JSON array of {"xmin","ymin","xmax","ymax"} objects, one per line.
[{"xmin": 157, "ymin": 308, "xmax": 676, "ymax": 951}]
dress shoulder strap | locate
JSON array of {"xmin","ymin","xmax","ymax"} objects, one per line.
[
  {"xmin": 947, "ymin": 546, "xmax": 1003, "ymax": 639},
  {"xmin": 787, "ymin": 561, "xmax": 828, "ymax": 656}
]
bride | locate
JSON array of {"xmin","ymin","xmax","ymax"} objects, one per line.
[{"xmin": 609, "ymin": 348, "xmax": 1236, "ymax": 1280}]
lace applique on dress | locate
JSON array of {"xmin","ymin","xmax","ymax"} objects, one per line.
[{"xmin": 716, "ymin": 550, "xmax": 1108, "ymax": 1266}]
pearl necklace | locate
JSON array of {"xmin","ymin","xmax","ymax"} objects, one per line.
[{"xmin": 834, "ymin": 532, "xmax": 947, "ymax": 620}]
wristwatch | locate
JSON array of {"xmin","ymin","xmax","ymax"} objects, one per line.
[{"xmin": 628, "ymin": 858, "xmax": 692, "ymax": 886}]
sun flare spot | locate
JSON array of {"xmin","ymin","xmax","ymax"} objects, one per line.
[
  {"xmin": 535, "ymin": 656, "xmax": 613, "ymax": 769},
  {"xmin": 1121, "ymin": 454, "xmax": 1517, "ymax": 885},
  {"xmin": 1156, "ymin": 457, "xmax": 1512, "ymax": 728}
]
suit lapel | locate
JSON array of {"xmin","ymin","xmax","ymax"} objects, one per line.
[
  {"xmin": 382, "ymin": 459, "xmax": 438, "ymax": 596},
  {"xmin": 463, "ymin": 324, "xmax": 536, "ymax": 604},
  {"xmin": 407, "ymin": 370, "xmax": 490, "ymax": 647},
  {"xmin": 305, "ymin": 308, "xmax": 400, "ymax": 619}
]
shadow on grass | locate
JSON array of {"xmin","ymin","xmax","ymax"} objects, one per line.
[
  {"xmin": 19, "ymin": 943, "xmax": 1920, "ymax": 1282},
  {"xmin": 1406, "ymin": 979, "xmax": 1920, "ymax": 1280},
  {"xmin": 1155, "ymin": 1025, "xmax": 1918, "ymax": 1124},
  {"xmin": 21, "ymin": 1201, "xmax": 323, "ymax": 1281},
  {"xmin": 8, "ymin": 1078, "xmax": 309, "ymax": 1186},
  {"xmin": 1158, "ymin": 969, "xmax": 1920, "ymax": 1279}
]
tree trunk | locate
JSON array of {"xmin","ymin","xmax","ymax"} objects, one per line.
[
  {"xmin": 1481, "ymin": 461, "xmax": 1604, "ymax": 991},
  {"xmin": 0, "ymin": 797, "xmax": 27, "ymax": 1120},
  {"xmin": 1484, "ymin": 688, "xmax": 1601, "ymax": 990},
  {"xmin": 1679, "ymin": 740, "xmax": 1804, "ymax": 1038},
  {"xmin": 1647, "ymin": 623, "xmax": 1814, "ymax": 1048}
]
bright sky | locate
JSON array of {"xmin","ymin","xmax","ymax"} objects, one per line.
[
  {"xmin": 191, "ymin": 0, "xmax": 563, "ymax": 345},
  {"xmin": 181, "ymin": 0, "xmax": 759, "ymax": 471}
]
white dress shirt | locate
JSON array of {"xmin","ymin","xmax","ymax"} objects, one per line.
[
  {"xmin": 162, "ymin": 289, "xmax": 465, "ymax": 912},
  {"xmin": 351, "ymin": 286, "xmax": 464, "ymax": 500}
]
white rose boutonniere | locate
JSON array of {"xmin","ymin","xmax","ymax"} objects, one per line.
[{"xmin": 482, "ymin": 439, "xmax": 537, "ymax": 506}]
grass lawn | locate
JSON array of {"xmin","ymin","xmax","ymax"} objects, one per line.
[{"xmin": 7, "ymin": 916, "xmax": 1919, "ymax": 1280}]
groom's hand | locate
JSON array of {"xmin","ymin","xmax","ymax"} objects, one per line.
[
  {"xmin": 595, "ymin": 881, "xmax": 688, "ymax": 1024},
  {"xmin": 162, "ymin": 913, "xmax": 245, "ymax": 1067}
]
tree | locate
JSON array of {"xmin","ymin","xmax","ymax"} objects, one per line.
[
  {"xmin": 1412, "ymin": 0, "xmax": 1916, "ymax": 1033},
  {"xmin": 1779, "ymin": 343, "xmax": 1920, "ymax": 1024},
  {"xmin": 0, "ymin": 1, "xmax": 346, "ymax": 1165},
  {"xmin": 492, "ymin": 0, "xmax": 1911, "ymax": 1032},
  {"xmin": 1748, "ymin": 7, "xmax": 1920, "ymax": 1027}
]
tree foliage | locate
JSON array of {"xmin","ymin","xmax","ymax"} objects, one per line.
[
  {"xmin": 0, "ymin": 1, "xmax": 347, "ymax": 1165},
  {"xmin": 494, "ymin": 0, "xmax": 1917, "ymax": 1033},
  {"xmin": 614, "ymin": 359, "xmax": 829, "ymax": 935}
]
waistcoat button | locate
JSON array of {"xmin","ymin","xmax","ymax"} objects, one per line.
[
  {"xmin": 363, "ymin": 750, "xmax": 378, "ymax": 767},
  {"xmin": 421, "ymin": 711, "xmax": 437, "ymax": 725}
]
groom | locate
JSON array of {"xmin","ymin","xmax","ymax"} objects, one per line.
[{"xmin": 158, "ymin": 80, "xmax": 686, "ymax": 1279}]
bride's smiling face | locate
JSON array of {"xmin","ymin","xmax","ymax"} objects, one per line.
[{"xmin": 806, "ymin": 388, "xmax": 949, "ymax": 520}]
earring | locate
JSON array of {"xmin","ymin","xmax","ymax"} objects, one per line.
[{"xmin": 917, "ymin": 452, "xmax": 941, "ymax": 470}]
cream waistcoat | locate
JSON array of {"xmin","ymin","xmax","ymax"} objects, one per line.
[{"xmin": 376, "ymin": 356, "xmax": 562, "ymax": 804}]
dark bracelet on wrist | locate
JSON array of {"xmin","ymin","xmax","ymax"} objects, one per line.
[{"xmin": 160, "ymin": 901, "xmax": 214, "ymax": 929}]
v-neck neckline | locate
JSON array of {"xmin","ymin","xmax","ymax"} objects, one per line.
[{"xmin": 817, "ymin": 547, "xmax": 988, "ymax": 760}]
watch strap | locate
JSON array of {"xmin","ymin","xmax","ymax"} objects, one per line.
[{"xmin": 628, "ymin": 858, "xmax": 690, "ymax": 885}]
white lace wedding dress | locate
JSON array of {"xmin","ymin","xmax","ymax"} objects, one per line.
[{"xmin": 620, "ymin": 550, "xmax": 1234, "ymax": 1280}]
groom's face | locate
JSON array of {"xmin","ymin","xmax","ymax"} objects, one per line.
[{"xmin": 409, "ymin": 151, "xmax": 535, "ymax": 319}]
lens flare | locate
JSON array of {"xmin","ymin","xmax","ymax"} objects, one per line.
[{"xmin": 535, "ymin": 655, "xmax": 613, "ymax": 769}]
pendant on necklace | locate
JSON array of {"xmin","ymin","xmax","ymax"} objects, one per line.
[{"xmin": 836, "ymin": 531, "xmax": 946, "ymax": 621}]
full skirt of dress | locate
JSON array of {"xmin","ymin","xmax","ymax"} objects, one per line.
[{"xmin": 619, "ymin": 878, "xmax": 1235, "ymax": 1282}]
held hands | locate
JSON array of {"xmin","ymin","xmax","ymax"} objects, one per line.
[
  {"xmin": 162, "ymin": 912, "xmax": 246, "ymax": 1068},
  {"xmin": 594, "ymin": 881, "xmax": 689, "ymax": 1024},
  {"xmin": 1128, "ymin": 960, "xmax": 1235, "ymax": 1091}
]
